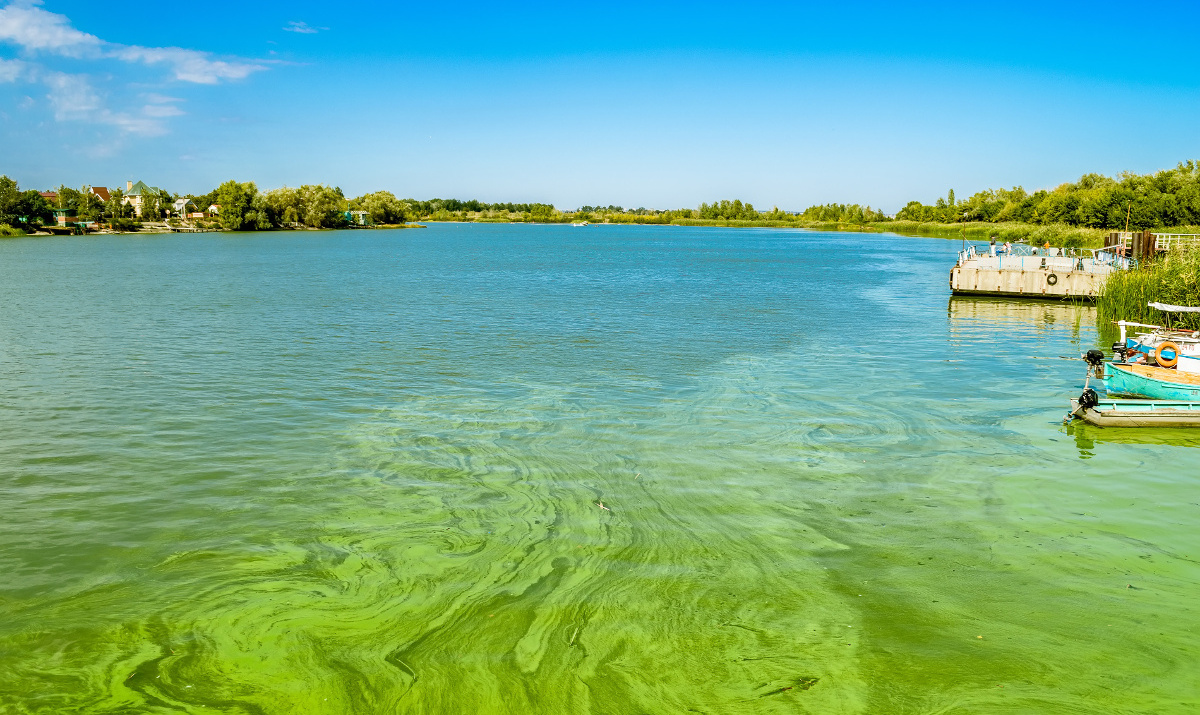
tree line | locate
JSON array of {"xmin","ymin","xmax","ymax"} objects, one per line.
[
  {"xmin": 7, "ymin": 160, "xmax": 1200, "ymax": 235},
  {"xmin": 897, "ymin": 161, "xmax": 1200, "ymax": 230}
]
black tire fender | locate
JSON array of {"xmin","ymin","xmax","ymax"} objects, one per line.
[{"xmin": 1047, "ymin": 273, "xmax": 1059, "ymax": 286}]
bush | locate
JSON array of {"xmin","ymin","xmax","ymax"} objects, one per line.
[
  {"xmin": 1, "ymin": 223, "xmax": 24, "ymax": 237},
  {"xmin": 109, "ymin": 218, "xmax": 142, "ymax": 232}
]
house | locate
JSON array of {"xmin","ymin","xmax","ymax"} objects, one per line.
[
  {"xmin": 172, "ymin": 198, "xmax": 196, "ymax": 216},
  {"xmin": 122, "ymin": 180, "xmax": 164, "ymax": 218},
  {"xmin": 208, "ymin": 204, "xmax": 220, "ymax": 216},
  {"xmin": 88, "ymin": 186, "xmax": 111, "ymax": 202},
  {"xmin": 40, "ymin": 191, "xmax": 59, "ymax": 204}
]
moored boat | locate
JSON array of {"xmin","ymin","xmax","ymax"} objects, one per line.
[
  {"xmin": 1115, "ymin": 303, "xmax": 1200, "ymax": 372},
  {"xmin": 1104, "ymin": 362, "xmax": 1200, "ymax": 400},
  {"xmin": 1070, "ymin": 396, "xmax": 1200, "ymax": 427}
]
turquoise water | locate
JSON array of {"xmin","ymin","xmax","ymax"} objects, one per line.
[{"xmin": 0, "ymin": 224, "xmax": 1196, "ymax": 713}]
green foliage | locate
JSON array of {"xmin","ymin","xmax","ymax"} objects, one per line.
[
  {"xmin": 799, "ymin": 203, "xmax": 887, "ymax": 224},
  {"xmin": 263, "ymin": 185, "xmax": 348, "ymax": 228},
  {"xmin": 216, "ymin": 180, "xmax": 262, "ymax": 231},
  {"xmin": 109, "ymin": 217, "xmax": 142, "ymax": 232},
  {"xmin": 1, "ymin": 223, "xmax": 25, "ymax": 237},
  {"xmin": 348, "ymin": 191, "xmax": 411, "ymax": 224},
  {"xmin": 698, "ymin": 200, "xmax": 759, "ymax": 221},
  {"xmin": 0, "ymin": 176, "xmax": 53, "ymax": 228},
  {"xmin": 1099, "ymin": 249, "xmax": 1200, "ymax": 331},
  {"xmin": 898, "ymin": 161, "xmax": 1200, "ymax": 230},
  {"xmin": 879, "ymin": 220, "xmax": 1106, "ymax": 247}
]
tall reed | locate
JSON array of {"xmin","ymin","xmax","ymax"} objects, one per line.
[{"xmin": 1098, "ymin": 249, "xmax": 1200, "ymax": 331}]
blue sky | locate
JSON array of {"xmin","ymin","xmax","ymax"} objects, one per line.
[{"xmin": 2, "ymin": 0, "xmax": 1200, "ymax": 212}]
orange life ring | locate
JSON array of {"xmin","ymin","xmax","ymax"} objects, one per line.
[{"xmin": 1155, "ymin": 341, "xmax": 1180, "ymax": 368}]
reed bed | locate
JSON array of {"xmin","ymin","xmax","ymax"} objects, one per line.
[
  {"xmin": 874, "ymin": 221, "xmax": 1107, "ymax": 248},
  {"xmin": 1098, "ymin": 249, "xmax": 1200, "ymax": 330}
]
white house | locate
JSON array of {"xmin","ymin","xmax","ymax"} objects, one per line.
[{"xmin": 172, "ymin": 198, "xmax": 196, "ymax": 216}]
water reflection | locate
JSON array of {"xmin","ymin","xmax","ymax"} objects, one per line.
[
  {"xmin": 947, "ymin": 296, "xmax": 1094, "ymax": 337},
  {"xmin": 1066, "ymin": 421, "xmax": 1200, "ymax": 457}
]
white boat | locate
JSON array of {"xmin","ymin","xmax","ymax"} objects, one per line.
[{"xmin": 1116, "ymin": 302, "xmax": 1200, "ymax": 373}]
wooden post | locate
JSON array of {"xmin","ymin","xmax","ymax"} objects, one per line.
[{"xmin": 1142, "ymin": 230, "xmax": 1155, "ymax": 259}]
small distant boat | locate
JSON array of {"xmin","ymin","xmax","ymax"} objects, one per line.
[
  {"xmin": 1070, "ymin": 395, "xmax": 1200, "ymax": 427},
  {"xmin": 572, "ymin": 221, "xmax": 590, "ymax": 227}
]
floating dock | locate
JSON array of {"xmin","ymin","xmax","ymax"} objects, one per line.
[
  {"xmin": 949, "ymin": 245, "xmax": 1124, "ymax": 300},
  {"xmin": 950, "ymin": 231, "xmax": 1200, "ymax": 301}
]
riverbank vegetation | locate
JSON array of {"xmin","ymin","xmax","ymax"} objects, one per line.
[
  {"xmin": 6, "ymin": 160, "xmax": 1200, "ymax": 243},
  {"xmin": 1098, "ymin": 249, "xmax": 1200, "ymax": 330}
]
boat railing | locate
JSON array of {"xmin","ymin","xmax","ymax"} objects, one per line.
[{"xmin": 957, "ymin": 243, "xmax": 1124, "ymax": 273}]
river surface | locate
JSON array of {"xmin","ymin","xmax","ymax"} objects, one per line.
[{"xmin": 0, "ymin": 224, "xmax": 1196, "ymax": 714}]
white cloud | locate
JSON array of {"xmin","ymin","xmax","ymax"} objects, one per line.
[
  {"xmin": 42, "ymin": 70, "xmax": 100, "ymax": 117},
  {"xmin": 113, "ymin": 45, "xmax": 265, "ymax": 84},
  {"xmin": 0, "ymin": 0, "xmax": 100, "ymax": 56},
  {"xmin": 0, "ymin": 0, "xmax": 265, "ymax": 84},
  {"xmin": 42, "ymin": 69, "xmax": 167, "ymax": 135},
  {"xmin": 284, "ymin": 20, "xmax": 326, "ymax": 34},
  {"xmin": 0, "ymin": 0, "xmax": 267, "ymax": 137},
  {"xmin": 0, "ymin": 56, "xmax": 25, "ymax": 81},
  {"xmin": 142, "ymin": 103, "xmax": 184, "ymax": 118}
]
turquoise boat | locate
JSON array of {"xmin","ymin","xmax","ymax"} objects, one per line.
[{"xmin": 1104, "ymin": 362, "xmax": 1200, "ymax": 400}]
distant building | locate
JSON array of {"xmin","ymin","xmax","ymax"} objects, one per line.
[
  {"xmin": 88, "ymin": 186, "xmax": 112, "ymax": 202},
  {"xmin": 208, "ymin": 204, "xmax": 221, "ymax": 216},
  {"xmin": 122, "ymin": 180, "xmax": 164, "ymax": 218},
  {"xmin": 40, "ymin": 191, "xmax": 58, "ymax": 204},
  {"xmin": 172, "ymin": 198, "xmax": 196, "ymax": 216}
]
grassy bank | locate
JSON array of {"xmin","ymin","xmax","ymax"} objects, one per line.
[
  {"xmin": 1098, "ymin": 249, "xmax": 1200, "ymax": 330},
  {"xmin": 869, "ymin": 220, "xmax": 1109, "ymax": 248},
  {"xmin": 1, "ymin": 223, "xmax": 25, "ymax": 237}
]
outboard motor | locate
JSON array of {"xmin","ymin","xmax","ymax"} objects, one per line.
[
  {"xmin": 1111, "ymin": 342, "xmax": 1128, "ymax": 361},
  {"xmin": 1084, "ymin": 349, "xmax": 1106, "ymax": 378},
  {"xmin": 1078, "ymin": 387, "xmax": 1099, "ymax": 410}
]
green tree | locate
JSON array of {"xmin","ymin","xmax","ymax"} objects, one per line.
[
  {"xmin": 216, "ymin": 180, "xmax": 261, "ymax": 231},
  {"xmin": 349, "ymin": 191, "xmax": 410, "ymax": 224},
  {"xmin": 298, "ymin": 185, "xmax": 347, "ymax": 228},
  {"xmin": 0, "ymin": 176, "xmax": 53, "ymax": 228}
]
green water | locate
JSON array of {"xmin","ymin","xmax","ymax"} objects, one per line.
[{"xmin": 0, "ymin": 225, "xmax": 1196, "ymax": 714}]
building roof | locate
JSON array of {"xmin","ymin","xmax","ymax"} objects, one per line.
[
  {"xmin": 89, "ymin": 186, "xmax": 111, "ymax": 201},
  {"xmin": 40, "ymin": 191, "xmax": 58, "ymax": 201},
  {"xmin": 126, "ymin": 180, "xmax": 161, "ymax": 197},
  {"xmin": 172, "ymin": 198, "xmax": 195, "ymax": 209}
]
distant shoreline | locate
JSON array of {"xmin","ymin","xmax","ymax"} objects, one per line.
[{"xmin": 11, "ymin": 219, "xmax": 1199, "ymax": 251}]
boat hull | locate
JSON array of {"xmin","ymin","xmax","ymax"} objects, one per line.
[
  {"xmin": 1071, "ymin": 398, "xmax": 1200, "ymax": 427},
  {"xmin": 1103, "ymin": 363, "xmax": 1200, "ymax": 400}
]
